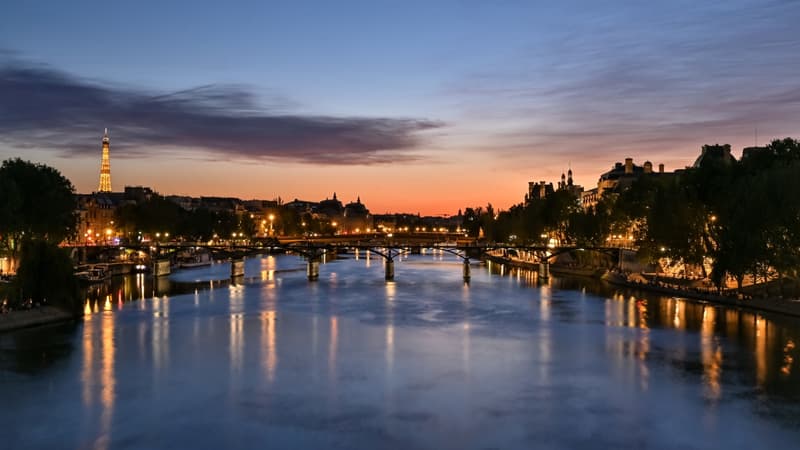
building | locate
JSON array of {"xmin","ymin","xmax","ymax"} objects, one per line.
[
  {"xmin": 75, "ymin": 192, "xmax": 125, "ymax": 245},
  {"xmin": 317, "ymin": 192, "xmax": 344, "ymax": 222},
  {"xmin": 525, "ymin": 168, "xmax": 583, "ymax": 205},
  {"xmin": 693, "ymin": 144, "xmax": 737, "ymax": 168},
  {"xmin": 557, "ymin": 168, "xmax": 584, "ymax": 198},
  {"xmin": 74, "ymin": 130, "xmax": 125, "ymax": 244},
  {"xmin": 342, "ymin": 197, "xmax": 371, "ymax": 233},
  {"xmin": 525, "ymin": 181, "xmax": 554, "ymax": 203},
  {"xmin": 581, "ymin": 158, "xmax": 669, "ymax": 210},
  {"xmin": 284, "ymin": 199, "xmax": 318, "ymax": 216}
]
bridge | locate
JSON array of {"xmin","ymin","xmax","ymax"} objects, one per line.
[{"xmin": 66, "ymin": 233, "xmax": 625, "ymax": 282}]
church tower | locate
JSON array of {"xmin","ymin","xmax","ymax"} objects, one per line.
[{"xmin": 98, "ymin": 129, "xmax": 112, "ymax": 192}]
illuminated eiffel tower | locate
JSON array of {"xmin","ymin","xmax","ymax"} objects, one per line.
[{"xmin": 98, "ymin": 128, "xmax": 112, "ymax": 192}]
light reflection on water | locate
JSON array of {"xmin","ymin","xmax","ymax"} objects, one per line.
[{"xmin": 2, "ymin": 254, "xmax": 800, "ymax": 449}]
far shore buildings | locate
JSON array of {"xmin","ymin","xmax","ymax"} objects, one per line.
[
  {"xmin": 580, "ymin": 158, "xmax": 671, "ymax": 210},
  {"xmin": 523, "ymin": 157, "xmax": 681, "ymax": 212},
  {"xmin": 525, "ymin": 168, "xmax": 583, "ymax": 204}
]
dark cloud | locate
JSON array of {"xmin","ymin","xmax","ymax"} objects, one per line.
[{"xmin": 0, "ymin": 60, "xmax": 442, "ymax": 164}]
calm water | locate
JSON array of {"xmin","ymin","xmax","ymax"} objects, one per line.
[{"xmin": 2, "ymin": 252, "xmax": 799, "ymax": 449}]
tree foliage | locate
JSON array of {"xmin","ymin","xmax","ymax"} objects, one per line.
[
  {"xmin": 13, "ymin": 240, "xmax": 81, "ymax": 314},
  {"xmin": 0, "ymin": 158, "xmax": 77, "ymax": 256},
  {"xmin": 463, "ymin": 138, "xmax": 800, "ymax": 294}
]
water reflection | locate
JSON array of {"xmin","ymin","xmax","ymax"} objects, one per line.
[
  {"xmin": 329, "ymin": 316, "xmax": 338, "ymax": 378},
  {"xmin": 152, "ymin": 296, "xmax": 169, "ymax": 372},
  {"xmin": 489, "ymin": 265, "xmax": 800, "ymax": 399},
  {"xmin": 756, "ymin": 316, "xmax": 768, "ymax": 387},
  {"xmin": 701, "ymin": 306, "xmax": 722, "ymax": 401},
  {"xmin": 5, "ymin": 256, "xmax": 800, "ymax": 449},
  {"xmin": 80, "ymin": 310, "xmax": 116, "ymax": 450},
  {"xmin": 230, "ymin": 284, "xmax": 245, "ymax": 376},
  {"xmin": 461, "ymin": 282, "xmax": 471, "ymax": 373},
  {"xmin": 782, "ymin": 340, "xmax": 795, "ymax": 376},
  {"xmin": 98, "ymin": 312, "xmax": 115, "ymax": 450},
  {"xmin": 385, "ymin": 282, "xmax": 395, "ymax": 373},
  {"xmin": 261, "ymin": 311, "xmax": 277, "ymax": 383}
]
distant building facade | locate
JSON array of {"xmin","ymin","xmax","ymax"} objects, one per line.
[
  {"xmin": 581, "ymin": 158, "xmax": 669, "ymax": 210},
  {"xmin": 525, "ymin": 168, "xmax": 583, "ymax": 205}
]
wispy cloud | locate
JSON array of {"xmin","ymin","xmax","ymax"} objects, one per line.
[
  {"xmin": 0, "ymin": 59, "xmax": 443, "ymax": 164},
  {"xmin": 448, "ymin": 0, "xmax": 800, "ymax": 162}
]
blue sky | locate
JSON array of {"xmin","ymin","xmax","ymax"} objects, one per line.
[{"xmin": 2, "ymin": 0, "xmax": 799, "ymax": 213}]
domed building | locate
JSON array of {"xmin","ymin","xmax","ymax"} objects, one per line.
[
  {"xmin": 692, "ymin": 144, "xmax": 737, "ymax": 169},
  {"xmin": 343, "ymin": 197, "xmax": 371, "ymax": 233}
]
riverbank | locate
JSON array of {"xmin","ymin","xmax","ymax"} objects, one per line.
[
  {"xmin": 0, "ymin": 306, "xmax": 77, "ymax": 333},
  {"xmin": 602, "ymin": 273, "xmax": 800, "ymax": 319},
  {"xmin": 485, "ymin": 255, "xmax": 800, "ymax": 319}
]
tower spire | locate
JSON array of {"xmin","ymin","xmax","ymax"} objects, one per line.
[{"xmin": 98, "ymin": 129, "xmax": 112, "ymax": 192}]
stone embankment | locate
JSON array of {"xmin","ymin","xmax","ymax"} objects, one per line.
[
  {"xmin": 485, "ymin": 255, "xmax": 800, "ymax": 319},
  {"xmin": 0, "ymin": 307, "xmax": 76, "ymax": 333},
  {"xmin": 602, "ymin": 272, "xmax": 800, "ymax": 318}
]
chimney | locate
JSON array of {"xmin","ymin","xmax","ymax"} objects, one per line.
[
  {"xmin": 624, "ymin": 158, "xmax": 633, "ymax": 174},
  {"xmin": 643, "ymin": 161, "xmax": 652, "ymax": 174},
  {"xmin": 658, "ymin": 163, "xmax": 664, "ymax": 173}
]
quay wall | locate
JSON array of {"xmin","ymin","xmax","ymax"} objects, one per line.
[{"xmin": 0, "ymin": 307, "xmax": 76, "ymax": 333}]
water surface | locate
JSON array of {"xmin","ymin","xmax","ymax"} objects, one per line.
[{"xmin": 2, "ymin": 252, "xmax": 799, "ymax": 449}]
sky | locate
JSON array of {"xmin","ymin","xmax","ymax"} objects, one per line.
[{"xmin": 2, "ymin": 0, "xmax": 799, "ymax": 215}]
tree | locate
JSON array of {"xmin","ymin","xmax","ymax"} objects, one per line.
[
  {"xmin": 115, "ymin": 195, "xmax": 185, "ymax": 236},
  {"xmin": 13, "ymin": 240, "xmax": 81, "ymax": 314},
  {"xmin": 0, "ymin": 158, "xmax": 77, "ymax": 259}
]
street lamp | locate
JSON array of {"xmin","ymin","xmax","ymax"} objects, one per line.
[{"xmin": 268, "ymin": 214, "xmax": 275, "ymax": 236}]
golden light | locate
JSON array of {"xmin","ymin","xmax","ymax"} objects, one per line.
[
  {"xmin": 268, "ymin": 214, "xmax": 275, "ymax": 221},
  {"xmin": 331, "ymin": 221, "xmax": 337, "ymax": 227}
]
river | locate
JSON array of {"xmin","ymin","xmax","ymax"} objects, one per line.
[{"xmin": 1, "ymin": 251, "xmax": 799, "ymax": 449}]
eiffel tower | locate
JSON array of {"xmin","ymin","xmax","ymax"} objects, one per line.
[{"xmin": 98, "ymin": 128, "xmax": 112, "ymax": 192}]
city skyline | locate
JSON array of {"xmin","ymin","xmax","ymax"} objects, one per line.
[{"xmin": 2, "ymin": 0, "xmax": 800, "ymax": 214}]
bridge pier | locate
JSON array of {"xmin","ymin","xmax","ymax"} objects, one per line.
[
  {"xmin": 538, "ymin": 260, "xmax": 550, "ymax": 280},
  {"xmin": 463, "ymin": 258, "xmax": 471, "ymax": 282},
  {"xmin": 385, "ymin": 258, "xmax": 395, "ymax": 281},
  {"xmin": 231, "ymin": 257, "xmax": 245, "ymax": 278},
  {"xmin": 307, "ymin": 259, "xmax": 320, "ymax": 281}
]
